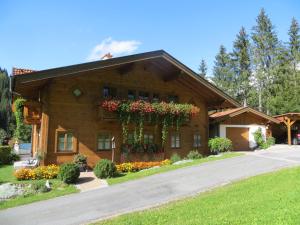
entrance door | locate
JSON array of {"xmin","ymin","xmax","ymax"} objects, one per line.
[{"xmin": 226, "ymin": 127, "xmax": 250, "ymax": 151}]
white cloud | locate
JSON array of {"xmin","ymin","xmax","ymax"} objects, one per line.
[{"xmin": 86, "ymin": 37, "xmax": 141, "ymax": 61}]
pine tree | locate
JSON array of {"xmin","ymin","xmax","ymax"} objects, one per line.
[
  {"xmin": 288, "ymin": 17, "xmax": 300, "ymax": 91},
  {"xmin": 0, "ymin": 68, "xmax": 11, "ymax": 133},
  {"xmin": 251, "ymin": 8, "xmax": 279, "ymax": 113},
  {"xmin": 212, "ymin": 45, "xmax": 235, "ymax": 97},
  {"xmin": 198, "ymin": 59, "xmax": 207, "ymax": 77},
  {"xmin": 231, "ymin": 27, "xmax": 252, "ymax": 106}
]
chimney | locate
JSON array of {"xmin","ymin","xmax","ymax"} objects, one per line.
[{"xmin": 101, "ymin": 53, "xmax": 113, "ymax": 60}]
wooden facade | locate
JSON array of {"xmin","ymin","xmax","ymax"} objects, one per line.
[{"xmin": 12, "ymin": 50, "xmax": 240, "ymax": 166}]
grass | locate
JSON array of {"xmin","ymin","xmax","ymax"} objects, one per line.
[
  {"xmin": 107, "ymin": 152, "xmax": 242, "ymax": 185},
  {"xmin": 0, "ymin": 165, "xmax": 78, "ymax": 210},
  {"xmin": 96, "ymin": 166, "xmax": 300, "ymax": 225}
]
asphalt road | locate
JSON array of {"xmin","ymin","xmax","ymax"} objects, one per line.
[{"xmin": 1, "ymin": 145, "xmax": 300, "ymax": 225}]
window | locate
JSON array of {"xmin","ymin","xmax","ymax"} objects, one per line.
[
  {"xmin": 152, "ymin": 93, "xmax": 160, "ymax": 102},
  {"xmin": 72, "ymin": 88, "xmax": 82, "ymax": 97},
  {"xmin": 103, "ymin": 86, "xmax": 117, "ymax": 98},
  {"xmin": 97, "ymin": 134, "xmax": 111, "ymax": 150},
  {"xmin": 127, "ymin": 133, "xmax": 134, "ymax": 145},
  {"xmin": 128, "ymin": 90, "xmax": 136, "ymax": 100},
  {"xmin": 171, "ymin": 132, "xmax": 180, "ymax": 148},
  {"xmin": 168, "ymin": 95, "xmax": 179, "ymax": 103},
  {"xmin": 57, "ymin": 132, "xmax": 74, "ymax": 152},
  {"xmin": 139, "ymin": 91, "xmax": 149, "ymax": 101},
  {"xmin": 193, "ymin": 133, "xmax": 201, "ymax": 148},
  {"xmin": 144, "ymin": 133, "xmax": 154, "ymax": 144}
]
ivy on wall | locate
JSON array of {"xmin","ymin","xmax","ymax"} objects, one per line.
[{"xmin": 13, "ymin": 98, "xmax": 31, "ymax": 142}]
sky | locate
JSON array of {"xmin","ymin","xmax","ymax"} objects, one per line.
[{"xmin": 0, "ymin": 0, "xmax": 299, "ymax": 76}]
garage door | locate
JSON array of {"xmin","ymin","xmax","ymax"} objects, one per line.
[{"xmin": 226, "ymin": 127, "xmax": 250, "ymax": 151}]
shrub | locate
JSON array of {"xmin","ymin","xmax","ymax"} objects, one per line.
[
  {"xmin": 187, "ymin": 150, "xmax": 203, "ymax": 160},
  {"xmin": 0, "ymin": 146, "xmax": 14, "ymax": 165},
  {"xmin": 170, "ymin": 153, "xmax": 181, "ymax": 164},
  {"xmin": 10, "ymin": 152, "xmax": 20, "ymax": 162},
  {"xmin": 208, "ymin": 137, "xmax": 232, "ymax": 153},
  {"xmin": 266, "ymin": 137, "xmax": 276, "ymax": 146},
  {"xmin": 31, "ymin": 180, "xmax": 49, "ymax": 193},
  {"xmin": 73, "ymin": 154, "xmax": 87, "ymax": 165},
  {"xmin": 58, "ymin": 163, "xmax": 80, "ymax": 184},
  {"xmin": 73, "ymin": 154, "xmax": 87, "ymax": 171},
  {"xmin": 94, "ymin": 159, "xmax": 117, "ymax": 179},
  {"xmin": 0, "ymin": 128, "xmax": 7, "ymax": 145},
  {"xmin": 34, "ymin": 165, "xmax": 59, "ymax": 179},
  {"xmin": 14, "ymin": 168, "xmax": 36, "ymax": 180},
  {"xmin": 253, "ymin": 128, "xmax": 265, "ymax": 147}
]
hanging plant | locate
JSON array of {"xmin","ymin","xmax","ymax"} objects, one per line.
[{"xmin": 101, "ymin": 100, "xmax": 200, "ymax": 146}]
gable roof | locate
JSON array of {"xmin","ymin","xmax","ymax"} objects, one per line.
[
  {"xmin": 209, "ymin": 107, "xmax": 280, "ymax": 123},
  {"xmin": 12, "ymin": 50, "xmax": 240, "ymax": 108}
]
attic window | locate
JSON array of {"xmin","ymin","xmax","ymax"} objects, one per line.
[{"xmin": 72, "ymin": 88, "xmax": 82, "ymax": 97}]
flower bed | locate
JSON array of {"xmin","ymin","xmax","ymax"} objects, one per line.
[
  {"xmin": 116, "ymin": 159, "xmax": 171, "ymax": 173},
  {"xmin": 14, "ymin": 165, "xmax": 59, "ymax": 180}
]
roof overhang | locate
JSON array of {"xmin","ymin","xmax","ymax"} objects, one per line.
[
  {"xmin": 12, "ymin": 50, "xmax": 241, "ymax": 109},
  {"xmin": 210, "ymin": 107, "xmax": 280, "ymax": 124},
  {"xmin": 274, "ymin": 113, "xmax": 300, "ymax": 123}
]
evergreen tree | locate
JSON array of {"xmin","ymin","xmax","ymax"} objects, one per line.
[
  {"xmin": 212, "ymin": 45, "xmax": 235, "ymax": 97},
  {"xmin": 251, "ymin": 8, "xmax": 279, "ymax": 113},
  {"xmin": 231, "ymin": 27, "xmax": 252, "ymax": 106},
  {"xmin": 198, "ymin": 59, "xmax": 207, "ymax": 77},
  {"xmin": 0, "ymin": 68, "xmax": 11, "ymax": 133},
  {"xmin": 288, "ymin": 17, "xmax": 300, "ymax": 91}
]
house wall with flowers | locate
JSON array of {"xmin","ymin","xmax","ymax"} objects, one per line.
[{"xmin": 32, "ymin": 62, "xmax": 209, "ymax": 166}]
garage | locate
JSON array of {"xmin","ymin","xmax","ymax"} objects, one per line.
[
  {"xmin": 209, "ymin": 107, "xmax": 280, "ymax": 151},
  {"xmin": 226, "ymin": 127, "xmax": 249, "ymax": 151}
]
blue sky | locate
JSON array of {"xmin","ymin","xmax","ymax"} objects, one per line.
[{"xmin": 0, "ymin": 0, "xmax": 299, "ymax": 76}]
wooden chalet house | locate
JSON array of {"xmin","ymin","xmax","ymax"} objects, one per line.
[{"xmin": 12, "ymin": 50, "xmax": 240, "ymax": 166}]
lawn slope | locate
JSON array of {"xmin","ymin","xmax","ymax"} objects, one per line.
[{"xmin": 98, "ymin": 166, "xmax": 300, "ymax": 225}]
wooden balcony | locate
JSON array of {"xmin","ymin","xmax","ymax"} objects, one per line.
[{"xmin": 23, "ymin": 101, "xmax": 41, "ymax": 124}]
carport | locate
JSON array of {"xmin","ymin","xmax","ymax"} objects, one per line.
[{"xmin": 274, "ymin": 113, "xmax": 300, "ymax": 145}]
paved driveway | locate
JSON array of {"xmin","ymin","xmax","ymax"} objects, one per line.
[{"xmin": 1, "ymin": 145, "xmax": 300, "ymax": 225}]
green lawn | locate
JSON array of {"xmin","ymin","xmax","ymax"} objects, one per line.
[
  {"xmin": 97, "ymin": 166, "xmax": 300, "ymax": 225},
  {"xmin": 0, "ymin": 165, "xmax": 78, "ymax": 210},
  {"xmin": 107, "ymin": 152, "xmax": 242, "ymax": 185}
]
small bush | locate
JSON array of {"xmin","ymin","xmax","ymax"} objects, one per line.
[
  {"xmin": 31, "ymin": 180, "xmax": 49, "ymax": 193},
  {"xmin": 0, "ymin": 146, "xmax": 13, "ymax": 165},
  {"xmin": 253, "ymin": 128, "xmax": 265, "ymax": 147},
  {"xmin": 94, "ymin": 159, "xmax": 117, "ymax": 179},
  {"xmin": 187, "ymin": 150, "xmax": 203, "ymax": 160},
  {"xmin": 10, "ymin": 152, "xmax": 20, "ymax": 162},
  {"xmin": 58, "ymin": 163, "xmax": 80, "ymax": 184},
  {"xmin": 73, "ymin": 154, "xmax": 87, "ymax": 165},
  {"xmin": 208, "ymin": 137, "xmax": 232, "ymax": 153},
  {"xmin": 14, "ymin": 168, "xmax": 36, "ymax": 180},
  {"xmin": 0, "ymin": 129, "xmax": 7, "ymax": 145},
  {"xmin": 266, "ymin": 137, "xmax": 276, "ymax": 146},
  {"xmin": 170, "ymin": 153, "xmax": 181, "ymax": 164}
]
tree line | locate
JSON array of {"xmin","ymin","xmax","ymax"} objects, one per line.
[
  {"xmin": 0, "ymin": 69, "xmax": 31, "ymax": 143},
  {"xmin": 200, "ymin": 9, "xmax": 300, "ymax": 115}
]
